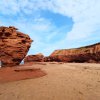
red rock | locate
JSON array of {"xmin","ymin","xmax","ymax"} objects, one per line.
[
  {"xmin": 24, "ymin": 53, "xmax": 44, "ymax": 63},
  {"xmin": 0, "ymin": 26, "xmax": 33, "ymax": 67},
  {"xmin": 45, "ymin": 43, "xmax": 100, "ymax": 63}
]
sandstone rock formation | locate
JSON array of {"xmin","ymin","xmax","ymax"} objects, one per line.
[
  {"xmin": 24, "ymin": 53, "xmax": 44, "ymax": 63},
  {"xmin": 44, "ymin": 43, "xmax": 100, "ymax": 63},
  {"xmin": 0, "ymin": 26, "xmax": 32, "ymax": 67}
]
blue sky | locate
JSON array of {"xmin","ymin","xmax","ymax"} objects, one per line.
[{"xmin": 0, "ymin": 0, "xmax": 100, "ymax": 56}]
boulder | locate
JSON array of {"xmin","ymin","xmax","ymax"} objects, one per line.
[
  {"xmin": 45, "ymin": 43, "xmax": 100, "ymax": 63},
  {"xmin": 0, "ymin": 26, "xmax": 33, "ymax": 67},
  {"xmin": 24, "ymin": 53, "xmax": 44, "ymax": 63}
]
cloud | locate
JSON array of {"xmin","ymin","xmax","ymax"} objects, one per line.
[
  {"xmin": 0, "ymin": 0, "xmax": 100, "ymax": 56},
  {"xmin": 47, "ymin": 0, "xmax": 100, "ymax": 41},
  {"xmin": 0, "ymin": 0, "xmax": 20, "ymax": 15}
]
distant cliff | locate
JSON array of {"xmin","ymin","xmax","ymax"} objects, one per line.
[
  {"xmin": 44, "ymin": 42, "xmax": 100, "ymax": 63},
  {"xmin": 24, "ymin": 53, "xmax": 44, "ymax": 63}
]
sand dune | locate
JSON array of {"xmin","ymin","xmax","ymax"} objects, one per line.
[{"xmin": 0, "ymin": 63, "xmax": 100, "ymax": 100}]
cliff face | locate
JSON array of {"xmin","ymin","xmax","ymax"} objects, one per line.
[
  {"xmin": 47, "ymin": 43, "xmax": 100, "ymax": 62},
  {"xmin": 0, "ymin": 26, "xmax": 33, "ymax": 67},
  {"xmin": 24, "ymin": 53, "xmax": 44, "ymax": 63}
]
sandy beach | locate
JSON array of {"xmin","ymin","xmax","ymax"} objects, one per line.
[{"xmin": 0, "ymin": 63, "xmax": 100, "ymax": 100}]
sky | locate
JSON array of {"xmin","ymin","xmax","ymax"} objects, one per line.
[{"xmin": 0, "ymin": 0, "xmax": 100, "ymax": 56}]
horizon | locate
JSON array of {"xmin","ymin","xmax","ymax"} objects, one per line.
[{"xmin": 0, "ymin": 0, "xmax": 100, "ymax": 56}]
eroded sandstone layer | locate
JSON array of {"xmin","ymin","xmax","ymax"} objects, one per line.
[
  {"xmin": 24, "ymin": 53, "xmax": 44, "ymax": 63},
  {"xmin": 0, "ymin": 26, "xmax": 32, "ymax": 67},
  {"xmin": 45, "ymin": 43, "xmax": 100, "ymax": 63}
]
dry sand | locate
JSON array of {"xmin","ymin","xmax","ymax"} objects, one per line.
[{"xmin": 0, "ymin": 62, "xmax": 100, "ymax": 100}]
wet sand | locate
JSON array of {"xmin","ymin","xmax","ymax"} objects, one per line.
[
  {"xmin": 0, "ymin": 63, "xmax": 46, "ymax": 83},
  {"xmin": 0, "ymin": 62, "xmax": 100, "ymax": 100}
]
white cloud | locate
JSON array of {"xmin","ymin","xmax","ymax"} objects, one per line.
[
  {"xmin": 46, "ymin": 0, "xmax": 100, "ymax": 41},
  {"xmin": 0, "ymin": 0, "xmax": 100, "ymax": 56},
  {"xmin": 37, "ymin": 0, "xmax": 100, "ymax": 55},
  {"xmin": 0, "ymin": 0, "xmax": 20, "ymax": 15}
]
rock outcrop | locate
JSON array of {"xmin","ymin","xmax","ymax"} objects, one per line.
[
  {"xmin": 0, "ymin": 26, "xmax": 33, "ymax": 67},
  {"xmin": 44, "ymin": 43, "xmax": 100, "ymax": 63},
  {"xmin": 24, "ymin": 53, "xmax": 44, "ymax": 63}
]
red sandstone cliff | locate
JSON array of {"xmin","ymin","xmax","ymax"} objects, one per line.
[
  {"xmin": 0, "ymin": 26, "xmax": 33, "ymax": 67},
  {"xmin": 24, "ymin": 53, "xmax": 44, "ymax": 63},
  {"xmin": 44, "ymin": 43, "xmax": 100, "ymax": 63}
]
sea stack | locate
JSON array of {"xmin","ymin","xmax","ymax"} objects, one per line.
[{"xmin": 0, "ymin": 26, "xmax": 33, "ymax": 67}]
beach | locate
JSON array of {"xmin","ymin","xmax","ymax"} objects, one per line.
[{"xmin": 0, "ymin": 63, "xmax": 100, "ymax": 100}]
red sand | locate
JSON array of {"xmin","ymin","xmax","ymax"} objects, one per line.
[{"xmin": 0, "ymin": 65, "xmax": 46, "ymax": 83}]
